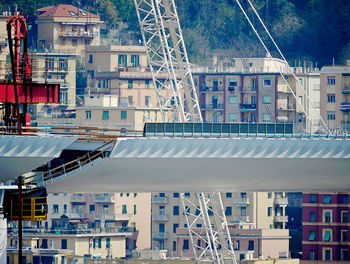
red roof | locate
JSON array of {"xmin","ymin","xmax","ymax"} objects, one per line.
[{"xmin": 36, "ymin": 4, "xmax": 99, "ymax": 19}]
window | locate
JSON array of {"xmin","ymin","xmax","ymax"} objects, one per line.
[
  {"xmin": 310, "ymin": 212, "xmax": 315, "ymax": 222},
  {"xmin": 225, "ymin": 207, "xmax": 232, "ymax": 216},
  {"xmin": 121, "ymin": 111, "xmax": 127, "ymax": 120},
  {"xmin": 195, "ymin": 208, "xmax": 200, "ymax": 216},
  {"xmin": 103, "ymin": 205, "xmax": 109, "ymax": 215},
  {"xmin": 173, "ymin": 223, "xmax": 179, "ymax": 233},
  {"xmin": 342, "ymin": 195, "xmax": 348, "ymax": 204},
  {"xmin": 87, "ymin": 70, "xmax": 94, "ymax": 79},
  {"xmin": 118, "ymin": 54, "xmax": 127, "ymax": 67},
  {"xmin": 327, "ymin": 94, "xmax": 335, "ymax": 103},
  {"xmin": 248, "ymin": 240, "xmax": 254, "ymax": 250},
  {"xmin": 85, "ymin": 110, "xmax": 91, "ymax": 120},
  {"xmin": 64, "ymin": 204, "xmax": 67, "ymax": 214},
  {"xmin": 327, "ymin": 76, "xmax": 335, "ymax": 85},
  {"xmin": 102, "ymin": 111, "xmax": 109, "ymax": 120},
  {"xmin": 173, "ymin": 193, "xmax": 179, "ymax": 198},
  {"xmin": 173, "ymin": 206, "xmax": 179, "ymax": 216},
  {"xmin": 61, "ymin": 239, "xmax": 67, "ymax": 249},
  {"xmin": 264, "ymin": 79, "xmax": 271, "ymax": 86},
  {"xmin": 308, "ymin": 231, "xmax": 315, "ymax": 241},
  {"xmin": 98, "ymin": 238, "xmax": 102, "ymax": 248},
  {"xmin": 122, "ymin": 205, "xmax": 127, "ymax": 214},
  {"xmin": 45, "ymin": 58, "xmax": 54, "ymax": 70},
  {"xmin": 229, "ymin": 78, "xmax": 238, "ymax": 87},
  {"xmin": 88, "ymin": 54, "xmax": 93, "ymax": 63},
  {"xmin": 185, "ymin": 206, "xmax": 190, "ymax": 214},
  {"xmin": 90, "ymin": 205, "xmax": 95, "ymax": 213},
  {"xmin": 229, "ymin": 96, "xmax": 237, "ymax": 104},
  {"xmin": 263, "ymin": 95, "xmax": 271, "ymax": 104},
  {"xmin": 263, "ymin": 113, "xmax": 271, "ymax": 122},
  {"xmin": 323, "ymin": 248, "xmax": 332, "ymax": 261},
  {"xmin": 229, "ymin": 113, "xmax": 237, "ymax": 122},
  {"xmin": 128, "ymin": 96, "xmax": 133, "ymax": 105},
  {"xmin": 58, "ymin": 58, "xmax": 67, "ymax": 70},
  {"xmin": 184, "ymin": 193, "xmax": 190, "ymax": 197},
  {"xmin": 341, "ymin": 249, "xmax": 348, "ymax": 261},
  {"xmin": 323, "ymin": 195, "xmax": 331, "ymax": 204},
  {"xmin": 72, "ymin": 39, "xmax": 78, "ymax": 46},
  {"xmin": 298, "ymin": 113, "xmax": 303, "ymax": 122},
  {"xmin": 341, "ymin": 211, "xmax": 348, "ymax": 223},
  {"xmin": 323, "ymin": 210, "xmax": 332, "ymax": 223},
  {"xmin": 323, "ymin": 229, "xmax": 331, "ymax": 241},
  {"xmin": 134, "ymin": 193, "xmax": 138, "ymax": 197},
  {"xmin": 342, "ymin": 230, "xmax": 348, "ymax": 242},
  {"xmin": 309, "ymin": 194, "xmax": 316, "ymax": 203},
  {"xmin": 309, "ymin": 250, "xmax": 315, "ymax": 260},
  {"xmin": 128, "ymin": 80, "xmax": 133, "ymax": 89},
  {"xmin": 42, "ymin": 239, "xmax": 48, "ymax": 249},
  {"xmin": 226, "ymin": 192, "xmax": 232, "ymax": 198},
  {"xmin": 183, "ymin": 239, "xmax": 189, "ymax": 250},
  {"xmin": 240, "ymin": 207, "xmax": 246, "ymax": 216},
  {"xmin": 131, "ymin": 54, "xmax": 140, "ymax": 67},
  {"xmin": 235, "ymin": 240, "xmax": 240, "ymax": 250},
  {"xmin": 134, "ymin": 205, "xmax": 137, "ymax": 214},
  {"xmin": 145, "ymin": 79, "xmax": 150, "ymax": 88},
  {"xmin": 145, "ymin": 96, "xmax": 151, "ymax": 107},
  {"xmin": 196, "ymin": 224, "xmax": 202, "ymax": 228},
  {"xmin": 268, "ymin": 192, "xmax": 272, "ymax": 199},
  {"xmin": 173, "ymin": 241, "xmax": 176, "ymax": 251},
  {"xmin": 106, "ymin": 238, "xmax": 110, "ymax": 249},
  {"xmin": 268, "ymin": 207, "xmax": 272, "ymax": 217},
  {"xmin": 53, "ymin": 204, "xmax": 59, "ymax": 214},
  {"xmin": 208, "ymin": 207, "xmax": 213, "ymax": 216}
]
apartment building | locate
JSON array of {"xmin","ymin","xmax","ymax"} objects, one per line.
[
  {"xmin": 302, "ymin": 192, "xmax": 350, "ymax": 262},
  {"xmin": 320, "ymin": 60, "xmax": 350, "ymax": 131},
  {"xmin": 37, "ymin": 192, "xmax": 151, "ymax": 252},
  {"xmin": 192, "ymin": 58, "xmax": 309, "ymax": 129},
  {"xmin": 85, "ymin": 45, "xmax": 147, "ymax": 88},
  {"xmin": 7, "ymin": 230, "xmax": 130, "ymax": 263},
  {"xmin": 0, "ymin": 14, "xmax": 9, "ymax": 78},
  {"xmin": 35, "ymin": 5, "xmax": 102, "ymax": 52},
  {"xmin": 176, "ymin": 223, "xmax": 290, "ymax": 259},
  {"xmin": 151, "ymin": 192, "xmax": 288, "ymax": 256},
  {"xmin": 29, "ymin": 50, "xmax": 77, "ymax": 117}
]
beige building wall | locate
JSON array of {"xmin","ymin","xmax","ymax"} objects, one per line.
[
  {"xmin": 115, "ymin": 193, "xmax": 152, "ymax": 250},
  {"xmin": 151, "ymin": 192, "xmax": 287, "ymax": 256}
]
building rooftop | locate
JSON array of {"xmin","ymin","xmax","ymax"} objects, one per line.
[{"xmin": 36, "ymin": 4, "xmax": 99, "ymax": 19}]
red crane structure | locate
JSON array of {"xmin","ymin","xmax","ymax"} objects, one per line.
[{"xmin": 0, "ymin": 13, "xmax": 60, "ymax": 134}]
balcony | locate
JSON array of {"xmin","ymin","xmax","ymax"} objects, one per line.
[
  {"xmin": 94, "ymin": 195, "xmax": 115, "ymax": 203},
  {"xmin": 201, "ymin": 104, "xmax": 224, "ymax": 110},
  {"xmin": 234, "ymin": 198, "xmax": 250, "ymax": 207},
  {"xmin": 59, "ymin": 31, "xmax": 97, "ymax": 38},
  {"xmin": 70, "ymin": 195, "xmax": 86, "ymax": 203},
  {"xmin": 342, "ymin": 85, "xmax": 350, "ymax": 94},
  {"xmin": 277, "ymin": 85, "xmax": 292, "ymax": 94},
  {"xmin": 274, "ymin": 197, "xmax": 288, "ymax": 206},
  {"xmin": 240, "ymin": 103, "xmax": 256, "ymax": 112},
  {"xmin": 152, "ymin": 214, "xmax": 169, "ymax": 222},
  {"xmin": 152, "ymin": 232, "xmax": 169, "ymax": 240},
  {"xmin": 152, "ymin": 196, "xmax": 169, "ymax": 204},
  {"xmin": 94, "ymin": 214, "xmax": 134, "ymax": 221},
  {"xmin": 200, "ymin": 87, "xmax": 224, "ymax": 93},
  {"xmin": 240, "ymin": 86, "xmax": 256, "ymax": 93},
  {"xmin": 342, "ymin": 121, "xmax": 350, "ymax": 130},
  {"xmin": 277, "ymin": 103, "xmax": 295, "ymax": 111},
  {"xmin": 233, "ymin": 216, "xmax": 250, "ymax": 222},
  {"xmin": 274, "ymin": 215, "xmax": 288, "ymax": 222},
  {"xmin": 340, "ymin": 103, "xmax": 350, "ymax": 111}
]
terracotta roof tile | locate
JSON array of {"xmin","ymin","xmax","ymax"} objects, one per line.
[{"xmin": 36, "ymin": 4, "xmax": 99, "ymax": 19}]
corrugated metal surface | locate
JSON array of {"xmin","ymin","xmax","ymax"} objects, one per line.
[
  {"xmin": 46, "ymin": 138, "xmax": 350, "ymax": 193},
  {"xmin": 0, "ymin": 135, "xmax": 77, "ymax": 182}
]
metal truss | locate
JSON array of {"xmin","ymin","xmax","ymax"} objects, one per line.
[
  {"xmin": 134, "ymin": 0, "xmax": 202, "ymax": 122},
  {"xmin": 180, "ymin": 193, "xmax": 237, "ymax": 264}
]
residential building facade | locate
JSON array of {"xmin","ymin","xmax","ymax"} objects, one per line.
[
  {"xmin": 151, "ymin": 192, "xmax": 288, "ymax": 256},
  {"xmin": 35, "ymin": 5, "xmax": 102, "ymax": 52},
  {"xmin": 302, "ymin": 192, "xmax": 350, "ymax": 262},
  {"xmin": 320, "ymin": 61, "xmax": 350, "ymax": 132}
]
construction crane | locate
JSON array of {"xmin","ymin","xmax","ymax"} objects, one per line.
[{"xmin": 134, "ymin": 1, "xmax": 236, "ymax": 264}]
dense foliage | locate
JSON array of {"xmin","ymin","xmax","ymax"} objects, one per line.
[{"xmin": 1, "ymin": 0, "xmax": 349, "ymax": 66}]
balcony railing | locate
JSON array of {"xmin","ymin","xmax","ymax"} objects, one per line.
[
  {"xmin": 233, "ymin": 216, "xmax": 250, "ymax": 222},
  {"xmin": 274, "ymin": 198, "xmax": 288, "ymax": 206},
  {"xmin": 70, "ymin": 195, "xmax": 86, "ymax": 203},
  {"xmin": 234, "ymin": 198, "xmax": 250, "ymax": 207},
  {"xmin": 200, "ymin": 87, "xmax": 224, "ymax": 93},
  {"xmin": 152, "ymin": 214, "xmax": 169, "ymax": 221},
  {"xmin": 59, "ymin": 31, "xmax": 97, "ymax": 38},
  {"xmin": 201, "ymin": 104, "xmax": 224, "ymax": 110},
  {"xmin": 340, "ymin": 103, "xmax": 350, "ymax": 111},
  {"xmin": 153, "ymin": 232, "xmax": 169, "ymax": 240},
  {"xmin": 240, "ymin": 103, "xmax": 256, "ymax": 111},
  {"xmin": 94, "ymin": 195, "xmax": 115, "ymax": 203},
  {"xmin": 240, "ymin": 87, "xmax": 256, "ymax": 93},
  {"xmin": 152, "ymin": 196, "xmax": 169, "ymax": 204},
  {"xmin": 277, "ymin": 104, "xmax": 295, "ymax": 111},
  {"xmin": 277, "ymin": 85, "xmax": 292, "ymax": 94},
  {"xmin": 94, "ymin": 214, "xmax": 134, "ymax": 221},
  {"xmin": 342, "ymin": 121, "xmax": 350, "ymax": 130},
  {"xmin": 342, "ymin": 85, "xmax": 350, "ymax": 93},
  {"xmin": 274, "ymin": 215, "xmax": 288, "ymax": 222}
]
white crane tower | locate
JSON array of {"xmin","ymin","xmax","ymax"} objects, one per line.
[{"xmin": 134, "ymin": 0, "xmax": 236, "ymax": 263}]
